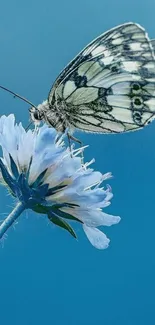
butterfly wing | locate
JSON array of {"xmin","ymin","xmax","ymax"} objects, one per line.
[
  {"xmin": 151, "ymin": 39, "xmax": 155, "ymax": 52},
  {"xmin": 48, "ymin": 22, "xmax": 155, "ymax": 133}
]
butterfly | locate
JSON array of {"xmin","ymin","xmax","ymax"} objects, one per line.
[{"xmin": 29, "ymin": 22, "xmax": 155, "ymax": 140}]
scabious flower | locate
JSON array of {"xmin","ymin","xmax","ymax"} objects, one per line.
[{"xmin": 0, "ymin": 114, "xmax": 120, "ymax": 249}]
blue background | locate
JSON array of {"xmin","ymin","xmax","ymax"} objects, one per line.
[{"xmin": 0, "ymin": 1, "xmax": 155, "ymax": 324}]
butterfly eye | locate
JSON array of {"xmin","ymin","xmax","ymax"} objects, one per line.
[
  {"xmin": 34, "ymin": 111, "xmax": 42, "ymax": 120},
  {"xmin": 29, "ymin": 108, "xmax": 43, "ymax": 121}
]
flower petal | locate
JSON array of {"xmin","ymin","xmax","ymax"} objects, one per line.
[
  {"xmin": 0, "ymin": 115, "xmax": 18, "ymax": 167},
  {"xmin": 83, "ymin": 225, "xmax": 110, "ymax": 249},
  {"xmin": 60, "ymin": 206, "xmax": 121, "ymax": 227},
  {"xmin": 17, "ymin": 127, "xmax": 35, "ymax": 170},
  {"xmin": 44, "ymin": 156, "xmax": 82, "ymax": 188},
  {"xmin": 71, "ymin": 170, "xmax": 103, "ymax": 190},
  {"xmin": 50, "ymin": 187, "xmax": 112, "ymax": 208},
  {"xmin": 29, "ymin": 127, "xmax": 65, "ymax": 184},
  {"xmin": 34, "ymin": 125, "xmax": 57, "ymax": 153}
]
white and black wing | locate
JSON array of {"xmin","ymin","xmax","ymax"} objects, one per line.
[
  {"xmin": 48, "ymin": 23, "xmax": 155, "ymax": 133},
  {"xmin": 151, "ymin": 39, "xmax": 155, "ymax": 53}
]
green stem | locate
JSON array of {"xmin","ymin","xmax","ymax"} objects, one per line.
[{"xmin": 0, "ymin": 202, "xmax": 26, "ymax": 239}]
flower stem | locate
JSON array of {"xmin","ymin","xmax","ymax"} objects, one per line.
[{"xmin": 0, "ymin": 202, "xmax": 26, "ymax": 239}]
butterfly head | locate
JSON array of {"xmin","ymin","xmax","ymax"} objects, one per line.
[
  {"xmin": 29, "ymin": 100, "xmax": 68, "ymax": 133},
  {"xmin": 29, "ymin": 100, "xmax": 49, "ymax": 126}
]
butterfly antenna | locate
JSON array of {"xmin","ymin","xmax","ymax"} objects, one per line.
[{"xmin": 0, "ymin": 84, "xmax": 38, "ymax": 110}]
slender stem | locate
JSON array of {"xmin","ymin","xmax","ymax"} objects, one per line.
[{"xmin": 0, "ymin": 202, "xmax": 26, "ymax": 239}]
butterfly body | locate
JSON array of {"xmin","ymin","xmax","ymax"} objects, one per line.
[{"xmin": 30, "ymin": 22, "xmax": 155, "ymax": 134}]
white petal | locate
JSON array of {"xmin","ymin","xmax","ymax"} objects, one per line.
[
  {"xmin": 60, "ymin": 207, "xmax": 121, "ymax": 227},
  {"xmin": 0, "ymin": 116, "xmax": 35, "ymax": 174},
  {"xmin": 83, "ymin": 225, "xmax": 110, "ymax": 249},
  {"xmin": 71, "ymin": 170, "xmax": 103, "ymax": 191},
  {"xmin": 53, "ymin": 186, "xmax": 113, "ymax": 209},
  {"xmin": 34, "ymin": 126, "xmax": 57, "ymax": 154},
  {"xmin": 0, "ymin": 115, "xmax": 18, "ymax": 166},
  {"xmin": 17, "ymin": 128, "xmax": 35, "ymax": 171},
  {"xmin": 44, "ymin": 156, "xmax": 81, "ymax": 188},
  {"xmin": 0, "ymin": 114, "xmax": 15, "ymax": 134},
  {"xmin": 28, "ymin": 127, "xmax": 64, "ymax": 184}
]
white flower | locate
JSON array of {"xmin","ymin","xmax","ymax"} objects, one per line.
[{"xmin": 0, "ymin": 114, "xmax": 120, "ymax": 249}]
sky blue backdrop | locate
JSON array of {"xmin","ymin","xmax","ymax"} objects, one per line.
[{"xmin": 0, "ymin": 1, "xmax": 155, "ymax": 324}]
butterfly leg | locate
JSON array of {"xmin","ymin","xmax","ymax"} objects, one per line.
[
  {"xmin": 67, "ymin": 132, "xmax": 73, "ymax": 157},
  {"xmin": 67, "ymin": 132, "xmax": 84, "ymax": 164},
  {"xmin": 25, "ymin": 121, "xmax": 33, "ymax": 131}
]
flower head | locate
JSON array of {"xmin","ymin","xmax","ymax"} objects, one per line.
[{"xmin": 0, "ymin": 114, "xmax": 120, "ymax": 249}]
